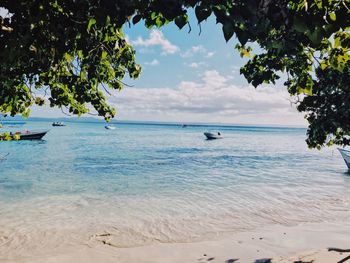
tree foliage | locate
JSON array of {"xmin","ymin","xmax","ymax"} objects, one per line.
[
  {"xmin": 0, "ymin": 0, "xmax": 350, "ymax": 148},
  {"xmin": 298, "ymin": 62, "xmax": 350, "ymax": 149}
]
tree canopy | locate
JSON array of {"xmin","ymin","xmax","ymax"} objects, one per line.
[{"xmin": 0, "ymin": 0, "xmax": 350, "ymax": 148}]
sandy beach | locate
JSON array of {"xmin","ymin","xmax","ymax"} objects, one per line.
[{"xmin": 2, "ymin": 221, "xmax": 349, "ymax": 263}]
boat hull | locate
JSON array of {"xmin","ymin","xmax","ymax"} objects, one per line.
[
  {"xmin": 204, "ymin": 132, "xmax": 222, "ymax": 140},
  {"xmin": 10, "ymin": 130, "xmax": 49, "ymax": 140},
  {"xmin": 338, "ymin": 148, "xmax": 350, "ymax": 169}
]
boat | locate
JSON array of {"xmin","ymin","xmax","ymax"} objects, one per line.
[
  {"xmin": 182, "ymin": 124, "xmax": 187, "ymax": 128},
  {"xmin": 105, "ymin": 125, "xmax": 116, "ymax": 130},
  {"xmin": 204, "ymin": 131, "xmax": 222, "ymax": 140},
  {"xmin": 8, "ymin": 130, "xmax": 49, "ymax": 140},
  {"xmin": 338, "ymin": 148, "xmax": 350, "ymax": 169},
  {"xmin": 52, "ymin": 122, "xmax": 66, "ymax": 127}
]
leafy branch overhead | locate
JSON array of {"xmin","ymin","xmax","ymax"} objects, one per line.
[{"xmin": 0, "ymin": 0, "xmax": 350, "ymax": 148}]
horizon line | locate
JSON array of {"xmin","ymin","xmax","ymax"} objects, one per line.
[{"xmin": 1, "ymin": 116, "xmax": 307, "ymax": 129}]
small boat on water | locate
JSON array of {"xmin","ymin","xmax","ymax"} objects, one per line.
[
  {"xmin": 52, "ymin": 122, "xmax": 66, "ymax": 127},
  {"xmin": 4, "ymin": 130, "xmax": 49, "ymax": 140},
  {"xmin": 338, "ymin": 148, "xmax": 350, "ymax": 169},
  {"xmin": 105, "ymin": 125, "xmax": 116, "ymax": 130},
  {"xmin": 204, "ymin": 131, "xmax": 222, "ymax": 140}
]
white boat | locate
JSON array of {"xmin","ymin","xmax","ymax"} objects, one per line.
[
  {"xmin": 204, "ymin": 131, "xmax": 222, "ymax": 140},
  {"xmin": 105, "ymin": 125, "xmax": 116, "ymax": 130},
  {"xmin": 338, "ymin": 148, "xmax": 350, "ymax": 169}
]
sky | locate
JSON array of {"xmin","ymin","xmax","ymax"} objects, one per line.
[{"xmin": 1, "ymin": 7, "xmax": 307, "ymax": 126}]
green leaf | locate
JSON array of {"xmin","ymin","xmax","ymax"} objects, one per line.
[
  {"xmin": 87, "ymin": 18, "xmax": 96, "ymax": 32},
  {"xmin": 132, "ymin": 15, "xmax": 142, "ymax": 25},
  {"xmin": 236, "ymin": 30, "xmax": 249, "ymax": 46},
  {"xmin": 223, "ymin": 22, "xmax": 234, "ymax": 42},
  {"xmin": 334, "ymin": 36, "xmax": 340, "ymax": 48},
  {"xmin": 145, "ymin": 19, "xmax": 154, "ymax": 29},
  {"xmin": 22, "ymin": 108, "xmax": 30, "ymax": 118},
  {"xmin": 175, "ymin": 15, "xmax": 188, "ymax": 29},
  {"xmin": 308, "ymin": 27, "xmax": 323, "ymax": 46},
  {"xmin": 155, "ymin": 17, "xmax": 163, "ymax": 28},
  {"xmin": 63, "ymin": 53, "xmax": 72, "ymax": 62},
  {"xmin": 195, "ymin": 5, "xmax": 211, "ymax": 23},
  {"xmin": 240, "ymin": 48, "xmax": 250, "ymax": 58},
  {"xmin": 101, "ymin": 50, "xmax": 108, "ymax": 60},
  {"xmin": 151, "ymin": 12, "xmax": 157, "ymax": 20},
  {"xmin": 329, "ymin": 12, "xmax": 336, "ymax": 21},
  {"xmin": 293, "ymin": 17, "xmax": 308, "ymax": 33}
]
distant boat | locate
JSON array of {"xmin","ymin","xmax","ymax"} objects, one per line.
[
  {"xmin": 204, "ymin": 131, "xmax": 222, "ymax": 140},
  {"xmin": 7, "ymin": 130, "xmax": 49, "ymax": 140},
  {"xmin": 52, "ymin": 122, "xmax": 66, "ymax": 127},
  {"xmin": 105, "ymin": 125, "xmax": 116, "ymax": 130},
  {"xmin": 182, "ymin": 124, "xmax": 187, "ymax": 128},
  {"xmin": 338, "ymin": 148, "xmax": 350, "ymax": 169}
]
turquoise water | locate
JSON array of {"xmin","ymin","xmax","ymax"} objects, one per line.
[{"xmin": 1, "ymin": 121, "xmax": 350, "ymax": 257}]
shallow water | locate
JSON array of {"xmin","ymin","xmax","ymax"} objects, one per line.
[{"xmin": 1, "ymin": 121, "xmax": 350, "ymax": 258}]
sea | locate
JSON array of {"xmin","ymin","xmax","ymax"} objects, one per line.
[{"xmin": 1, "ymin": 120, "xmax": 350, "ymax": 258}]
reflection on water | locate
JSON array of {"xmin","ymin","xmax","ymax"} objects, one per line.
[{"xmin": 0, "ymin": 121, "xmax": 350, "ymax": 258}]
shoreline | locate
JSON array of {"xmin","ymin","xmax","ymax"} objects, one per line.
[{"xmin": 3, "ymin": 221, "xmax": 350, "ymax": 263}]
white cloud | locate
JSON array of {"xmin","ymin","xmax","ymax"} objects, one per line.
[
  {"xmin": 231, "ymin": 65, "xmax": 241, "ymax": 74},
  {"xmin": 187, "ymin": 62, "xmax": 206, "ymax": 68},
  {"xmin": 191, "ymin": 45, "xmax": 206, "ymax": 53},
  {"xmin": 130, "ymin": 30, "xmax": 179, "ymax": 55},
  {"xmin": 108, "ymin": 70, "xmax": 306, "ymax": 126},
  {"xmin": 181, "ymin": 45, "xmax": 215, "ymax": 59},
  {"xmin": 144, "ymin": 59, "xmax": 159, "ymax": 66},
  {"xmin": 205, "ymin": 52, "xmax": 215, "ymax": 58},
  {"xmin": 189, "ymin": 62, "xmax": 200, "ymax": 68}
]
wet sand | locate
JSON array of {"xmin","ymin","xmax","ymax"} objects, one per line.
[{"xmin": 2, "ymin": 221, "xmax": 350, "ymax": 263}]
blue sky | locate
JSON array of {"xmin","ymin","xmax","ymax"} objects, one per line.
[
  {"xmin": 123, "ymin": 10, "xmax": 248, "ymax": 88},
  {"xmin": 1, "ymin": 7, "xmax": 306, "ymax": 126},
  {"xmin": 109, "ymin": 11, "xmax": 306, "ymax": 126}
]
